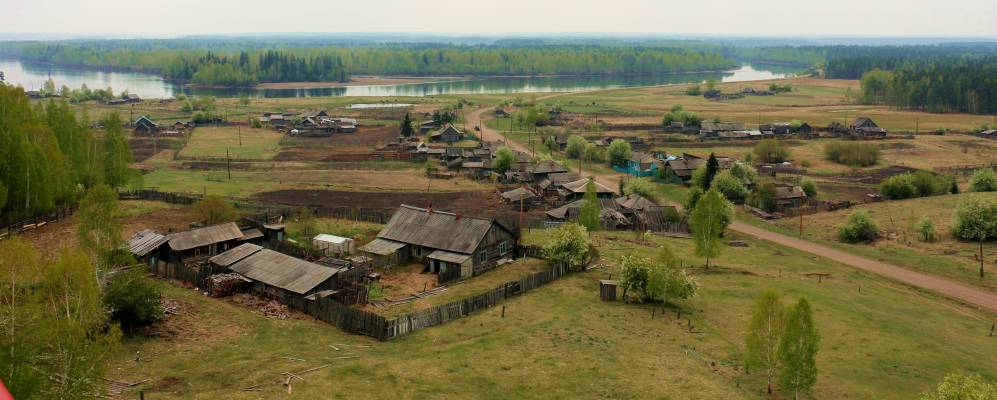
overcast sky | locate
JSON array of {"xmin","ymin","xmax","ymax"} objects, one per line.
[{"xmin": 4, "ymin": 0, "xmax": 996, "ymax": 38}]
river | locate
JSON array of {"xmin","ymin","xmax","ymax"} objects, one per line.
[{"xmin": 0, "ymin": 59, "xmax": 802, "ymax": 99}]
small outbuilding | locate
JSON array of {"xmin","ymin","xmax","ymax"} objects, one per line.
[
  {"xmin": 313, "ymin": 234, "xmax": 356, "ymax": 257},
  {"xmin": 165, "ymin": 222, "xmax": 245, "ymax": 264}
]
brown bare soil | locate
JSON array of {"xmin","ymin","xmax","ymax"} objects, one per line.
[
  {"xmin": 822, "ymin": 165, "xmax": 920, "ymax": 185},
  {"xmin": 129, "ymin": 137, "xmax": 183, "ymax": 162},
  {"xmin": 276, "ymin": 125, "xmax": 399, "ymax": 160},
  {"xmin": 253, "ymin": 188, "xmax": 547, "ymax": 221}
]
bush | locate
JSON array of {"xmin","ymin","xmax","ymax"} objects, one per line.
[
  {"xmin": 565, "ymin": 135, "xmax": 587, "ymax": 159},
  {"xmin": 952, "ymin": 196, "xmax": 997, "ymax": 241},
  {"xmin": 753, "ymin": 139, "xmax": 792, "ymax": 163},
  {"xmin": 838, "ymin": 210, "xmax": 879, "ymax": 243},
  {"xmin": 880, "ymin": 173, "xmax": 917, "ymax": 200},
  {"xmin": 970, "ymin": 168, "xmax": 997, "ymax": 192},
  {"xmin": 910, "ymin": 171, "xmax": 950, "ymax": 197},
  {"xmin": 685, "ymin": 86, "xmax": 701, "ymax": 96},
  {"xmin": 623, "ymin": 177, "xmax": 656, "ymax": 198},
  {"xmin": 824, "ymin": 141, "xmax": 879, "ymax": 167},
  {"xmin": 607, "ymin": 139, "xmax": 632, "ymax": 167},
  {"xmin": 800, "ymin": 178, "xmax": 818, "ymax": 197},
  {"xmin": 711, "ymin": 170, "xmax": 749, "ymax": 203},
  {"xmin": 103, "ymin": 269, "xmax": 162, "ymax": 330},
  {"xmin": 729, "ymin": 163, "xmax": 757, "ymax": 186},
  {"xmin": 543, "ymin": 223, "xmax": 591, "ymax": 268},
  {"xmin": 916, "ymin": 217, "xmax": 938, "ymax": 242},
  {"xmin": 194, "ymin": 195, "xmax": 239, "ymax": 225},
  {"xmin": 752, "ymin": 182, "xmax": 778, "ymax": 212},
  {"xmin": 685, "ymin": 186, "xmax": 704, "ymax": 211}
]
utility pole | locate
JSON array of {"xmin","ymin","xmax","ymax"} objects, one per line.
[
  {"xmin": 226, "ymin": 149, "xmax": 231, "ymax": 180},
  {"xmin": 238, "ymin": 124, "xmax": 242, "ymax": 146}
]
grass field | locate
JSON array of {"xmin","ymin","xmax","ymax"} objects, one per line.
[
  {"xmin": 179, "ymin": 126, "xmax": 284, "ymax": 160},
  {"xmin": 284, "ymin": 217, "xmax": 383, "ymax": 244},
  {"xmin": 105, "ymin": 228, "xmax": 996, "ymax": 399},
  {"xmin": 768, "ymin": 192, "xmax": 997, "ymax": 291}
]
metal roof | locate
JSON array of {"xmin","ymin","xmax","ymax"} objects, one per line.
[
  {"xmin": 167, "ymin": 222, "xmax": 244, "ymax": 251},
  {"xmin": 227, "ymin": 249, "xmax": 340, "ymax": 295},
  {"xmin": 210, "ymin": 243, "xmax": 263, "ymax": 267},
  {"xmin": 128, "ymin": 229, "xmax": 168, "ymax": 257},
  {"xmin": 374, "ymin": 205, "xmax": 506, "ymax": 255},
  {"xmin": 314, "ymin": 234, "xmax": 350, "ymax": 244},
  {"xmin": 427, "ymin": 250, "xmax": 471, "ymax": 264},
  {"xmin": 361, "ymin": 238, "xmax": 407, "ymax": 255}
]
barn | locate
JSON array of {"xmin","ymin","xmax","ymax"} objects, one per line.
[
  {"xmin": 210, "ymin": 243, "xmax": 344, "ymax": 303},
  {"xmin": 164, "ymin": 222, "xmax": 245, "ymax": 264}
]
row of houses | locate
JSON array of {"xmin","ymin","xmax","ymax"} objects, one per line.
[
  {"xmin": 133, "ymin": 115, "xmax": 193, "ymax": 137},
  {"xmin": 128, "ymin": 221, "xmax": 284, "ymax": 266},
  {"xmin": 262, "ymin": 109, "xmax": 358, "ymax": 135}
]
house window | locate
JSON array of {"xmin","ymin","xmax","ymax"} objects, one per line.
[
  {"xmin": 499, "ymin": 241, "xmax": 508, "ymax": 254},
  {"xmin": 414, "ymin": 246, "xmax": 421, "ymax": 256},
  {"xmin": 479, "ymin": 250, "xmax": 487, "ymax": 263}
]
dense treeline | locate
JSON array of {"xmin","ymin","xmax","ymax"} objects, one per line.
[
  {"xmin": 857, "ymin": 59, "xmax": 997, "ymax": 114},
  {"xmin": 0, "ymin": 83, "xmax": 135, "ymax": 222},
  {"xmin": 822, "ymin": 44, "xmax": 997, "ymax": 79},
  {"xmin": 3, "ymin": 42, "xmax": 737, "ymax": 86}
]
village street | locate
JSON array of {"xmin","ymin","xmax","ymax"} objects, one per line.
[{"xmin": 471, "ymin": 107, "xmax": 997, "ymax": 313}]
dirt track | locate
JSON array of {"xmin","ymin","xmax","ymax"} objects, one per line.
[
  {"xmin": 730, "ymin": 222, "xmax": 997, "ymax": 312},
  {"xmin": 474, "ymin": 106, "xmax": 997, "ymax": 313}
]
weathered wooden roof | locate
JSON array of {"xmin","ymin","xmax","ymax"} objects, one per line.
[
  {"xmin": 850, "ymin": 117, "xmax": 877, "ymax": 129},
  {"xmin": 560, "ymin": 178, "xmax": 616, "ymax": 194},
  {"xmin": 529, "ymin": 160, "xmax": 568, "ymax": 175},
  {"xmin": 546, "ymin": 199, "xmax": 623, "ymax": 221},
  {"xmin": 501, "ymin": 187, "xmax": 537, "ymax": 202},
  {"xmin": 240, "ymin": 228, "xmax": 264, "ymax": 240},
  {"xmin": 776, "ymin": 185, "xmax": 807, "ymax": 200},
  {"xmin": 615, "ymin": 194, "xmax": 658, "ymax": 211},
  {"xmin": 375, "ymin": 205, "xmax": 505, "ymax": 255},
  {"xmin": 701, "ymin": 121, "xmax": 747, "ymax": 132},
  {"xmin": 427, "ymin": 250, "xmax": 471, "ymax": 264},
  {"xmin": 227, "ymin": 249, "xmax": 340, "ymax": 295},
  {"xmin": 361, "ymin": 238, "xmax": 407, "ymax": 255},
  {"xmin": 167, "ymin": 222, "xmax": 244, "ymax": 251},
  {"xmin": 210, "ymin": 243, "xmax": 263, "ymax": 267},
  {"xmin": 128, "ymin": 229, "xmax": 168, "ymax": 257}
]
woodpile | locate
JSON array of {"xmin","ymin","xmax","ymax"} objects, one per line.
[
  {"xmin": 233, "ymin": 293, "xmax": 290, "ymax": 319},
  {"xmin": 205, "ymin": 273, "xmax": 248, "ymax": 297},
  {"xmin": 160, "ymin": 298, "xmax": 181, "ymax": 316}
]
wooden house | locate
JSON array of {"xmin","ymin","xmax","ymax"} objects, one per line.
[
  {"xmin": 500, "ymin": 187, "xmax": 539, "ymax": 209},
  {"xmin": 528, "ymin": 160, "xmax": 569, "ymax": 182},
  {"xmin": 760, "ymin": 122, "xmax": 792, "ymax": 135},
  {"xmin": 796, "ymin": 122, "xmax": 814, "ymax": 135},
  {"xmin": 663, "ymin": 156, "xmax": 704, "ymax": 183},
  {"xmin": 775, "ymin": 185, "xmax": 808, "ymax": 209},
  {"xmin": 164, "ymin": 222, "xmax": 245, "ymax": 264},
  {"xmin": 546, "ymin": 199, "xmax": 630, "ymax": 230},
  {"xmin": 360, "ymin": 205, "xmax": 516, "ymax": 282},
  {"xmin": 134, "ymin": 116, "xmax": 159, "ymax": 135},
  {"xmin": 626, "ymin": 152, "xmax": 660, "ymax": 176},
  {"xmin": 537, "ymin": 172, "xmax": 581, "ymax": 197},
  {"xmin": 850, "ymin": 117, "xmax": 887, "ymax": 138},
  {"xmin": 419, "ymin": 120, "xmax": 441, "ymax": 134},
  {"xmin": 128, "ymin": 229, "xmax": 169, "ymax": 267},
  {"xmin": 210, "ymin": 243, "xmax": 344, "ymax": 303},
  {"xmin": 557, "ymin": 178, "xmax": 616, "ymax": 201},
  {"xmin": 431, "ymin": 124, "xmax": 464, "ymax": 143},
  {"xmin": 827, "ymin": 121, "xmax": 848, "ymax": 135},
  {"xmin": 700, "ymin": 122, "xmax": 748, "ymax": 138}
]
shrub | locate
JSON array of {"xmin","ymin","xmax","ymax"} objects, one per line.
[
  {"xmin": 543, "ymin": 223, "xmax": 591, "ymax": 268},
  {"xmin": 838, "ymin": 210, "xmax": 879, "ymax": 243},
  {"xmin": 800, "ymin": 159, "xmax": 813, "ymax": 168},
  {"xmin": 970, "ymin": 168, "xmax": 997, "ymax": 192},
  {"xmin": 103, "ymin": 269, "xmax": 162, "ymax": 330},
  {"xmin": 685, "ymin": 186, "xmax": 704, "ymax": 211},
  {"xmin": 800, "ymin": 178, "xmax": 818, "ymax": 197},
  {"xmin": 711, "ymin": 170, "xmax": 749, "ymax": 203},
  {"xmin": 916, "ymin": 217, "xmax": 938, "ymax": 242},
  {"xmin": 607, "ymin": 139, "xmax": 632, "ymax": 167},
  {"xmin": 194, "ymin": 195, "xmax": 239, "ymax": 225},
  {"xmin": 880, "ymin": 173, "xmax": 917, "ymax": 200},
  {"xmin": 911, "ymin": 171, "xmax": 950, "ymax": 197},
  {"xmin": 752, "ymin": 182, "xmax": 778, "ymax": 212},
  {"xmin": 753, "ymin": 139, "xmax": 792, "ymax": 163},
  {"xmin": 685, "ymin": 86, "xmax": 701, "ymax": 96},
  {"xmin": 565, "ymin": 135, "xmax": 587, "ymax": 159},
  {"xmin": 824, "ymin": 141, "xmax": 879, "ymax": 167},
  {"xmin": 624, "ymin": 177, "xmax": 656, "ymax": 198},
  {"xmin": 729, "ymin": 163, "xmax": 757, "ymax": 186},
  {"xmin": 952, "ymin": 196, "xmax": 997, "ymax": 241}
]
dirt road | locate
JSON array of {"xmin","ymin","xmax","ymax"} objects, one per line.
[
  {"xmin": 730, "ymin": 221, "xmax": 997, "ymax": 312},
  {"xmin": 473, "ymin": 107, "xmax": 997, "ymax": 312}
]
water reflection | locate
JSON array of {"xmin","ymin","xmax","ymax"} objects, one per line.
[{"xmin": 0, "ymin": 59, "xmax": 801, "ymax": 99}]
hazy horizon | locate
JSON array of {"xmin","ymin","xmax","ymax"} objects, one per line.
[{"xmin": 4, "ymin": 0, "xmax": 996, "ymax": 38}]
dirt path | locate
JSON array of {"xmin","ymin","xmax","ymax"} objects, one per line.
[{"xmin": 731, "ymin": 221, "xmax": 997, "ymax": 313}]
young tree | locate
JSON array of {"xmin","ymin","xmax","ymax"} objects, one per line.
[
  {"xmin": 424, "ymin": 158, "xmax": 439, "ymax": 176},
  {"xmin": 685, "ymin": 186, "xmax": 704, "ymax": 211},
  {"xmin": 542, "ymin": 223, "xmax": 591, "ymax": 269},
  {"xmin": 400, "ymin": 112, "xmax": 415, "ymax": 137},
  {"xmin": 838, "ymin": 210, "xmax": 880, "ymax": 243},
  {"xmin": 952, "ymin": 196, "xmax": 997, "ymax": 278},
  {"xmin": 565, "ymin": 135, "xmax": 587, "ymax": 159},
  {"xmin": 800, "ymin": 178, "xmax": 818, "ymax": 197},
  {"xmin": 607, "ymin": 139, "xmax": 632, "ymax": 167},
  {"xmin": 100, "ymin": 112, "xmax": 133, "ymax": 189},
  {"xmin": 745, "ymin": 290, "xmax": 786, "ymax": 395},
  {"xmin": 194, "ymin": 195, "xmax": 239, "ymax": 225},
  {"xmin": 690, "ymin": 189, "xmax": 732, "ymax": 268},
  {"xmin": 970, "ymin": 168, "xmax": 997, "ymax": 192},
  {"xmin": 493, "ymin": 147, "xmax": 515, "ymax": 175},
  {"xmin": 753, "ymin": 182, "xmax": 779, "ymax": 212},
  {"xmin": 920, "ymin": 373, "xmax": 997, "ymax": 400},
  {"xmin": 704, "ymin": 153, "xmax": 720, "ymax": 188},
  {"xmin": 779, "ymin": 298, "xmax": 819, "ymax": 400},
  {"xmin": 623, "ymin": 177, "xmax": 656, "ymax": 198},
  {"xmin": 103, "ymin": 268, "xmax": 163, "ymax": 331},
  {"xmin": 619, "ymin": 246, "xmax": 698, "ymax": 305},
  {"xmin": 76, "ymin": 184, "xmax": 124, "ymax": 287},
  {"xmin": 711, "ymin": 169, "xmax": 749, "ymax": 203},
  {"xmin": 578, "ymin": 180, "xmax": 601, "ymax": 232},
  {"xmin": 754, "ymin": 139, "xmax": 792, "ymax": 163}
]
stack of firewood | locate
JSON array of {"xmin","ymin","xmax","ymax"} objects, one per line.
[{"xmin": 205, "ymin": 273, "xmax": 247, "ymax": 297}]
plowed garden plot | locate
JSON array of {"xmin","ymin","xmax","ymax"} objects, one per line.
[
  {"xmin": 129, "ymin": 137, "xmax": 183, "ymax": 162},
  {"xmin": 253, "ymin": 188, "xmax": 547, "ymax": 220},
  {"xmin": 276, "ymin": 125, "xmax": 399, "ymax": 161}
]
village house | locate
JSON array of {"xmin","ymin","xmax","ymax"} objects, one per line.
[
  {"xmin": 775, "ymin": 185, "xmax": 808, "ymax": 209},
  {"xmin": 537, "ymin": 172, "xmax": 581, "ymax": 197},
  {"xmin": 431, "ymin": 123, "xmax": 464, "ymax": 143},
  {"xmin": 796, "ymin": 122, "xmax": 814, "ymax": 135},
  {"xmin": 500, "ymin": 187, "xmax": 539, "ymax": 209},
  {"xmin": 558, "ymin": 178, "xmax": 616, "ymax": 202},
  {"xmin": 360, "ymin": 205, "xmax": 517, "ymax": 283},
  {"xmin": 546, "ymin": 198, "xmax": 630, "ymax": 230},
  {"xmin": 419, "ymin": 120, "xmax": 441, "ymax": 134},
  {"xmin": 759, "ymin": 122, "xmax": 792, "ymax": 135},
  {"xmin": 849, "ymin": 117, "xmax": 888, "ymax": 138},
  {"xmin": 128, "ymin": 229, "xmax": 169, "ymax": 267},
  {"xmin": 133, "ymin": 115, "xmax": 190, "ymax": 136},
  {"xmin": 163, "ymin": 222, "xmax": 245, "ymax": 265},
  {"xmin": 663, "ymin": 155, "xmax": 704, "ymax": 183},
  {"xmin": 827, "ymin": 121, "xmax": 848, "ymax": 135},
  {"xmin": 626, "ymin": 152, "xmax": 661, "ymax": 176},
  {"xmin": 528, "ymin": 160, "xmax": 569, "ymax": 182},
  {"xmin": 700, "ymin": 121, "xmax": 748, "ymax": 138},
  {"xmin": 209, "ymin": 243, "xmax": 346, "ymax": 303}
]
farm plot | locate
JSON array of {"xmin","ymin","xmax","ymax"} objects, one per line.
[
  {"xmin": 277, "ymin": 125, "xmax": 401, "ymax": 160},
  {"xmin": 178, "ymin": 126, "xmax": 284, "ymax": 160}
]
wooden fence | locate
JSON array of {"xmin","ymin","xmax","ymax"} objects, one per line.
[{"xmin": 0, "ymin": 205, "xmax": 77, "ymax": 241}]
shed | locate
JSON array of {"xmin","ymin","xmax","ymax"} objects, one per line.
[
  {"xmin": 166, "ymin": 222, "xmax": 244, "ymax": 263},
  {"xmin": 128, "ymin": 229, "xmax": 168, "ymax": 265},
  {"xmin": 600, "ymin": 280, "xmax": 618, "ymax": 301},
  {"xmin": 213, "ymin": 245, "xmax": 343, "ymax": 300},
  {"xmin": 313, "ymin": 234, "xmax": 356, "ymax": 256}
]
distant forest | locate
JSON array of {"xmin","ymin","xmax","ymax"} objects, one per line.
[{"xmin": 1, "ymin": 42, "xmax": 737, "ymax": 86}]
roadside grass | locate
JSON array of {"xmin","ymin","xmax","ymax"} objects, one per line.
[
  {"xmin": 768, "ymin": 192, "xmax": 997, "ymax": 291},
  {"xmin": 179, "ymin": 126, "xmax": 284, "ymax": 160},
  {"xmin": 107, "ymin": 229, "xmax": 996, "ymax": 399}
]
